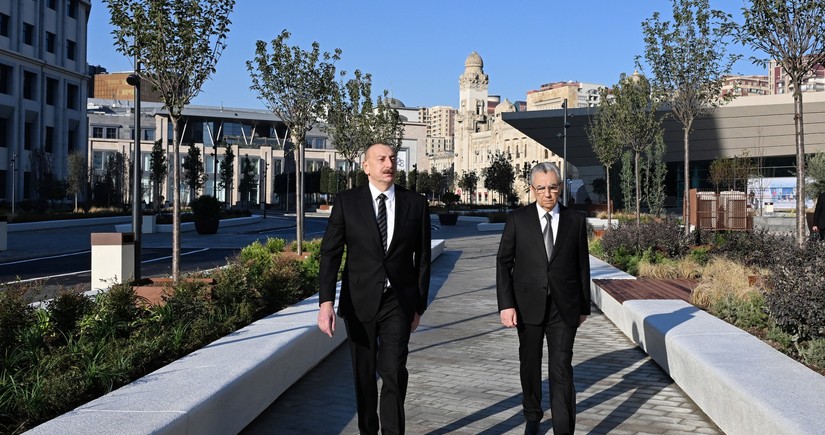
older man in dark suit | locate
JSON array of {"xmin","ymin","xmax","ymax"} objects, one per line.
[
  {"xmin": 497, "ymin": 162, "xmax": 591, "ymax": 435},
  {"xmin": 318, "ymin": 142, "xmax": 431, "ymax": 435}
]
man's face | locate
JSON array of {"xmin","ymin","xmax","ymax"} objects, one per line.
[
  {"xmin": 531, "ymin": 170, "xmax": 561, "ymax": 212},
  {"xmin": 363, "ymin": 144, "xmax": 397, "ymax": 187}
]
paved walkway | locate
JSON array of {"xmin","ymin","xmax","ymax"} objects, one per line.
[{"xmin": 242, "ymin": 223, "xmax": 722, "ymax": 434}]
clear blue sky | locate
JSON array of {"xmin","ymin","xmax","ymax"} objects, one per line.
[{"xmin": 87, "ymin": 0, "xmax": 765, "ymax": 110}]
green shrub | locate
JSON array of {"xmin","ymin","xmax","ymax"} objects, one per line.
[
  {"xmin": 265, "ymin": 237, "xmax": 286, "ymax": 253},
  {"xmin": 798, "ymin": 338, "xmax": 825, "ymax": 371},
  {"xmin": 588, "ymin": 238, "xmax": 604, "ymax": 259},
  {"xmin": 600, "ymin": 218, "xmax": 689, "ymax": 263},
  {"xmin": 80, "ymin": 284, "xmax": 143, "ymax": 340},
  {"xmin": 688, "ymin": 245, "xmax": 711, "ymax": 265},
  {"xmin": 766, "ymin": 323, "xmax": 794, "ymax": 350},
  {"xmin": 0, "ymin": 283, "xmax": 36, "ymax": 351},
  {"xmin": 47, "ymin": 291, "xmax": 94, "ymax": 342},
  {"xmin": 709, "ymin": 291, "xmax": 769, "ymax": 330}
]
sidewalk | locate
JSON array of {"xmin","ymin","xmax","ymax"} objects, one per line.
[{"xmin": 242, "ymin": 223, "xmax": 721, "ymax": 434}]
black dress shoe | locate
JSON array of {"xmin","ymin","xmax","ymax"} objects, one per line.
[{"xmin": 524, "ymin": 419, "xmax": 539, "ymax": 435}]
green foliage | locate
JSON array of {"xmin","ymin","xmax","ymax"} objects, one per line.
[
  {"xmin": 441, "ymin": 192, "xmax": 460, "ymax": 210},
  {"xmin": 182, "ymin": 144, "xmax": 206, "ymax": 196},
  {"xmin": 47, "ymin": 291, "xmax": 94, "ymax": 342},
  {"xmin": 709, "ymin": 292, "xmax": 768, "ymax": 330},
  {"xmin": 0, "ymin": 284, "xmax": 36, "ymax": 351},
  {"xmin": 458, "ymin": 171, "xmax": 479, "ymax": 204},
  {"xmin": 688, "ymin": 245, "xmax": 711, "ymax": 266},
  {"xmin": 588, "ymin": 237, "xmax": 604, "ymax": 258},
  {"xmin": 483, "ymin": 152, "xmax": 516, "ymax": 206},
  {"xmin": 149, "ymin": 139, "xmax": 168, "ymax": 208},
  {"xmin": 600, "ymin": 218, "xmax": 689, "ymax": 262},
  {"xmin": 238, "ymin": 156, "xmax": 257, "ymax": 204},
  {"xmin": 265, "ymin": 237, "xmax": 286, "ymax": 253},
  {"xmin": 619, "ymin": 151, "xmax": 634, "ymax": 212},
  {"xmin": 798, "ymin": 338, "xmax": 825, "ymax": 371},
  {"xmin": 805, "ymin": 153, "xmax": 825, "ymax": 199},
  {"xmin": 591, "ymin": 178, "xmax": 607, "ymax": 202},
  {"xmin": 218, "ymin": 141, "xmax": 235, "ymax": 205}
]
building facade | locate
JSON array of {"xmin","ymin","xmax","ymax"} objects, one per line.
[
  {"xmin": 722, "ymin": 74, "xmax": 770, "ymax": 97},
  {"xmin": 0, "ymin": 0, "xmax": 90, "ymax": 204},
  {"xmin": 769, "ymin": 59, "xmax": 825, "ymax": 95},
  {"xmin": 90, "ymin": 70, "xmax": 165, "ymax": 103},
  {"xmin": 453, "ymin": 52, "xmax": 598, "ymax": 205}
]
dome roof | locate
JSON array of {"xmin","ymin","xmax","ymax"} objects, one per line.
[
  {"xmin": 465, "ymin": 52, "xmax": 483, "ymax": 70},
  {"xmin": 494, "ymin": 98, "xmax": 516, "ymax": 115},
  {"xmin": 384, "ymin": 97, "xmax": 405, "ymax": 109}
]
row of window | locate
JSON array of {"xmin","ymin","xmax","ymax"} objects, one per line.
[
  {"xmin": 0, "ymin": 64, "xmax": 79, "ymax": 108},
  {"xmin": 0, "ymin": 117, "xmax": 79, "ymax": 153},
  {"xmin": 91, "ymin": 126, "xmax": 155, "ymax": 141}
]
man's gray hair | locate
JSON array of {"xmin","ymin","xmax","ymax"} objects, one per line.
[{"xmin": 530, "ymin": 162, "xmax": 561, "ymax": 185}]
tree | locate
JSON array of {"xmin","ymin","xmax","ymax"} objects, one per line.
[
  {"xmin": 806, "ymin": 153, "xmax": 825, "ymax": 199},
  {"xmin": 373, "ymin": 91, "xmax": 405, "ymax": 150},
  {"xmin": 639, "ymin": 0, "xmax": 739, "ymax": 235},
  {"xmin": 326, "ymin": 70, "xmax": 372, "ymax": 188},
  {"xmin": 483, "ymin": 152, "xmax": 516, "ymax": 207},
  {"xmin": 66, "ymin": 151, "xmax": 88, "ymax": 212},
  {"xmin": 248, "ymin": 29, "xmax": 340, "ymax": 253},
  {"xmin": 737, "ymin": 0, "xmax": 825, "ymax": 246},
  {"xmin": 218, "ymin": 141, "xmax": 235, "ymax": 207},
  {"xmin": 238, "ymin": 156, "xmax": 257, "ymax": 205},
  {"xmin": 417, "ymin": 170, "xmax": 432, "ymax": 199},
  {"xmin": 149, "ymin": 139, "xmax": 167, "ymax": 209},
  {"xmin": 591, "ymin": 178, "xmax": 607, "ymax": 203},
  {"xmin": 458, "ymin": 170, "xmax": 479, "ymax": 204},
  {"xmin": 407, "ymin": 166, "xmax": 418, "ymax": 192},
  {"xmin": 106, "ymin": 0, "xmax": 234, "ymax": 281},
  {"xmin": 588, "ymin": 85, "xmax": 626, "ymax": 225},
  {"xmin": 395, "ymin": 169, "xmax": 407, "ymax": 189},
  {"xmin": 644, "ymin": 133, "xmax": 668, "ymax": 216},
  {"xmin": 620, "ymin": 151, "xmax": 635, "ymax": 212},
  {"xmin": 182, "ymin": 144, "xmax": 206, "ymax": 202},
  {"xmin": 608, "ymin": 73, "xmax": 662, "ymax": 225}
]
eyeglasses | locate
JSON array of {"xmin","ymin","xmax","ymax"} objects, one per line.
[{"xmin": 532, "ymin": 184, "xmax": 560, "ymax": 194}]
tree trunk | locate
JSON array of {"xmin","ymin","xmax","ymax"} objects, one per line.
[
  {"xmin": 635, "ymin": 149, "xmax": 641, "ymax": 227},
  {"xmin": 683, "ymin": 124, "xmax": 691, "ymax": 237},
  {"xmin": 171, "ymin": 117, "xmax": 181, "ymax": 282},
  {"xmin": 606, "ymin": 165, "xmax": 612, "ymax": 227},
  {"xmin": 292, "ymin": 132, "xmax": 305, "ymax": 254},
  {"xmin": 794, "ymin": 87, "xmax": 806, "ymax": 247}
]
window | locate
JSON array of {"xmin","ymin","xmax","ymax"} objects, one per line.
[
  {"xmin": 0, "ymin": 64, "xmax": 11, "ymax": 94},
  {"xmin": 105, "ymin": 127, "xmax": 117, "ymax": 139},
  {"xmin": 47, "ymin": 0, "xmax": 57, "ymax": 10},
  {"xmin": 46, "ymin": 32, "xmax": 56, "ymax": 53},
  {"xmin": 66, "ymin": 40, "xmax": 76, "ymax": 60},
  {"xmin": 92, "ymin": 126, "xmax": 104, "ymax": 138},
  {"xmin": 68, "ymin": 127, "xmax": 78, "ymax": 152},
  {"xmin": 66, "ymin": 83, "xmax": 78, "ymax": 109},
  {"xmin": 45, "ymin": 127, "xmax": 54, "ymax": 153},
  {"xmin": 23, "ymin": 71, "xmax": 37, "ymax": 100},
  {"xmin": 0, "ymin": 118, "xmax": 7, "ymax": 147},
  {"xmin": 143, "ymin": 129, "xmax": 155, "ymax": 141},
  {"xmin": 46, "ymin": 78, "xmax": 58, "ymax": 105},
  {"xmin": 23, "ymin": 23, "xmax": 34, "ymax": 45},
  {"xmin": 24, "ymin": 122, "xmax": 34, "ymax": 150},
  {"xmin": 67, "ymin": 0, "xmax": 77, "ymax": 19},
  {"xmin": 0, "ymin": 13, "xmax": 9, "ymax": 38}
]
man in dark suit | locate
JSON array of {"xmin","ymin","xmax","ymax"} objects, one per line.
[
  {"xmin": 496, "ymin": 162, "xmax": 591, "ymax": 435},
  {"xmin": 812, "ymin": 191, "xmax": 825, "ymax": 241},
  {"xmin": 318, "ymin": 142, "xmax": 431, "ymax": 435}
]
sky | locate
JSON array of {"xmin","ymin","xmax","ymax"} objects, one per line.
[{"xmin": 86, "ymin": 0, "xmax": 766, "ymax": 110}]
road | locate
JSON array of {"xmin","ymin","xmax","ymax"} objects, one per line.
[{"xmin": 0, "ymin": 213, "xmax": 330, "ymax": 298}]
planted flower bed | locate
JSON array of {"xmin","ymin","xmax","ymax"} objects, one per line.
[
  {"xmin": 0, "ymin": 237, "xmax": 334, "ymax": 434},
  {"xmin": 590, "ymin": 217, "xmax": 825, "ymax": 376}
]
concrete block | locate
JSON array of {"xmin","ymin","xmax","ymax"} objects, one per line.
[{"xmin": 90, "ymin": 233, "xmax": 135, "ymax": 292}]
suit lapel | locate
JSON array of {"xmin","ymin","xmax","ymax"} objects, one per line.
[
  {"xmin": 357, "ymin": 185, "xmax": 384, "ymax": 253},
  {"xmin": 549, "ymin": 205, "xmax": 571, "ymax": 264},
  {"xmin": 526, "ymin": 202, "xmax": 548, "ymax": 261},
  {"xmin": 388, "ymin": 187, "xmax": 409, "ymax": 254}
]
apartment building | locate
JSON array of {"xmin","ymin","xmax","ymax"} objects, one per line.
[{"xmin": 0, "ymin": 0, "xmax": 90, "ymax": 203}]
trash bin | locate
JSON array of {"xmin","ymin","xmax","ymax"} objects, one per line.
[{"xmin": 90, "ymin": 232, "xmax": 135, "ymax": 292}]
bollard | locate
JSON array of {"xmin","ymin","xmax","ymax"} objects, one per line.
[
  {"xmin": 142, "ymin": 214, "xmax": 156, "ymax": 234},
  {"xmin": 90, "ymin": 232, "xmax": 135, "ymax": 292}
]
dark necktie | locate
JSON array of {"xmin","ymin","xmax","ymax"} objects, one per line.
[
  {"xmin": 543, "ymin": 212, "xmax": 554, "ymax": 261},
  {"xmin": 377, "ymin": 193, "xmax": 388, "ymax": 252}
]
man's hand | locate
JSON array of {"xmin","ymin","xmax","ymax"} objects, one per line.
[
  {"xmin": 814, "ymin": 225, "xmax": 820, "ymax": 233},
  {"xmin": 411, "ymin": 312, "xmax": 421, "ymax": 332},
  {"xmin": 579, "ymin": 315, "xmax": 588, "ymax": 327},
  {"xmin": 500, "ymin": 308, "xmax": 517, "ymax": 328},
  {"xmin": 318, "ymin": 301, "xmax": 335, "ymax": 337}
]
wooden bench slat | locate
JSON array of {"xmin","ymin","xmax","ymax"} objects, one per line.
[{"xmin": 593, "ymin": 278, "xmax": 697, "ymax": 304}]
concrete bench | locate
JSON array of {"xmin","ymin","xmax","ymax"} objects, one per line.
[
  {"xmin": 590, "ymin": 261, "xmax": 825, "ymax": 435},
  {"xmin": 27, "ymin": 239, "xmax": 446, "ymax": 435}
]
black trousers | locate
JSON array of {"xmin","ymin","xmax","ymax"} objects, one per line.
[
  {"xmin": 516, "ymin": 297, "xmax": 578, "ymax": 435},
  {"xmin": 344, "ymin": 289, "xmax": 412, "ymax": 435}
]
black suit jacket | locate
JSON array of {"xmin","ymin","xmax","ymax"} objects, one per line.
[
  {"xmin": 496, "ymin": 203, "xmax": 591, "ymax": 327},
  {"xmin": 319, "ymin": 184, "xmax": 431, "ymax": 323}
]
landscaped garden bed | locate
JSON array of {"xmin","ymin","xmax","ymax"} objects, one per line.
[
  {"xmin": 589, "ymin": 215, "xmax": 825, "ymax": 376},
  {"xmin": 0, "ymin": 237, "xmax": 336, "ymax": 434}
]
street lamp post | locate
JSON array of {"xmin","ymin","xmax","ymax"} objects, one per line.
[
  {"xmin": 127, "ymin": 63, "xmax": 142, "ymax": 282},
  {"xmin": 212, "ymin": 142, "xmax": 218, "ymax": 196},
  {"xmin": 260, "ymin": 152, "xmax": 268, "ymax": 218},
  {"xmin": 562, "ymin": 98, "xmax": 569, "ymax": 206}
]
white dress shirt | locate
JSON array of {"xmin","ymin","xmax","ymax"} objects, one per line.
[
  {"xmin": 536, "ymin": 202, "xmax": 559, "ymax": 243},
  {"xmin": 369, "ymin": 183, "xmax": 396, "ymax": 249}
]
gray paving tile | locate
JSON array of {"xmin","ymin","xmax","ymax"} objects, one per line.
[{"xmin": 242, "ymin": 224, "xmax": 722, "ymax": 435}]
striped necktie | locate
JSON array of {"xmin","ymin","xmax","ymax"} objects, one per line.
[
  {"xmin": 377, "ymin": 193, "xmax": 388, "ymax": 252},
  {"xmin": 544, "ymin": 212, "xmax": 554, "ymax": 261}
]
